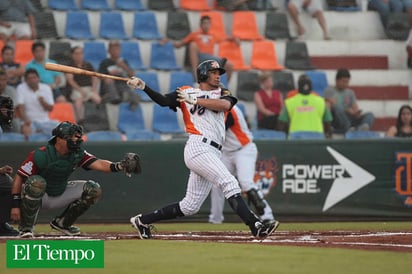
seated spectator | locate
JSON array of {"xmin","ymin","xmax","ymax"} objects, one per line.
[
  {"xmin": 162, "ymin": 15, "xmax": 236, "ymax": 83},
  {"xmin": 25, "ymin": 41, "xmax": 66, "ymax": 103},
  {"xmin": 386, "ymin": 104, "xmax": 412, "ymax": 137},
  {"xmin": 324, "ymin": 68, "xmax": 375, "ymax": 133},
  {"xmin": 407, "ymin": 29, "xmax": 412, "ymax": 68},
  {"xmin": 0, "ymin": 69, "xmax": 18, "ymax": 132},
  {"xmin": 253, "ymin": 71, "xmax": 283, "ymax": 130},
  {"xmin": 278, "ymin": 74, "xmax": 332, "ymax": 138},
  {"xmin": 287, "ymin": 0, "xmax": 331, "ymax": 40},
  {"xmin": 0, "ymin": 45, "xmax": 24, "ymax": 87},
  {"xmin": 0, "ymin": 0, "xmax": 37, "ymax": 43},
  {"xmin": 368, "ymin": 0, "xmax": 412, "ymax": 28},
  {"xmin": 65, "ymin": 46, "xmax": 101, "ymax": 122},
  {"xmin": 98, "ymin": 40, "xmax": 140, "ymax": 107},
  {"xmin": 15, "ymin": 68, "xmax": 59, "ymax": 140},
  {"xmin": 215, "ymin": 0, "xmax": 250, "ymax": 10},
  {"xmin": 0, "ymin": 95, "xmax": 14, "ymax": 134}
]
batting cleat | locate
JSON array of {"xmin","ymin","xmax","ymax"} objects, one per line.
[
  {"xmin": 50, "ymin": 218, "xmax": 81, "ymax": 236},
  {"xmin": 251, "ymin": 220, "xmax": 279, "ymax": 240},
  {"xmin": 130, "ymin": 214, "xmax": 153, "ymax": 239}
]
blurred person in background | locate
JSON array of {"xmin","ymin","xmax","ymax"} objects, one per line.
[
  {"xmin": 0, "ymin": 45, "xmax": 24, "ymax": 88},
  {"xmin": 386, "ymin": 104, "xmax": 412, "ymax": 137}
]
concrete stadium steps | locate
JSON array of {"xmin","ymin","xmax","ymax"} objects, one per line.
[
  {"xmin": 352, "ymin": 86, "xmax": 409, "ymax": 100},
  {"xmin": 310, "ymin": 56, "xmax": 388, "ymax": 70},
  {"xmin": 371, "ymin": 117, "xmax": 397, "ymax": 131}
]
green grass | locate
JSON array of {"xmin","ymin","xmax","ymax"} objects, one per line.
[{"xmin": 1, "ymin": 222, "xmax": 411, "ymax": 274}]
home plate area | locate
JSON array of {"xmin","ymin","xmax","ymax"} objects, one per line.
[{"xmin": 7, "ymin": 230, "xmax": 411, "ymax": 252}]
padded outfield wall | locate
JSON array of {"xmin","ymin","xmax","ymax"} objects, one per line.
[{"xmin": 1, "ymin": 139, "xmax": 411, "ymax": 222}]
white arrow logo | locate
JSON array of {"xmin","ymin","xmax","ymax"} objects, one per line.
[{"xmin": 323, "ymin": 146, "xmax": 375, "ymax": 212}]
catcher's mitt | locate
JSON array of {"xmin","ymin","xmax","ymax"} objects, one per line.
[{"xmin": 120, "ymin": 153, "xmax": 142, "ymax": 177}]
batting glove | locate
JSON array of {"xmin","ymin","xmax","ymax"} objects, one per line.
[
  {"xmin": 127, "ymin": 77, "xmax": 145, "ymax": 90},
  {"xmin": 176, "ymin": 88, "xmax": 198, "ymax": 105}
]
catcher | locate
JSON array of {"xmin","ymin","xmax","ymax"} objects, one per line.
[{"xmin": 10, "ymin": 121, "xmax": 141, "ymax": 237}]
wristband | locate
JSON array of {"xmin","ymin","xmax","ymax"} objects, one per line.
[
  {"xmin": 110, "ymin": 162, "xmax": 122, "ymax": 172},
  {"xmin": 12, "ymin": 194, "xmax": 21, "ymax": 208}
]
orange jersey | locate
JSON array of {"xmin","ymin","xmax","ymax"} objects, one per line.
[{"xmin": 182, "ymin": 31, "xmax": 221, "ymax": 55}]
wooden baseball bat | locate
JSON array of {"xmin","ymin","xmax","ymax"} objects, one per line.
[{"xmin": 45, "ymin": 63, "xmax": 129, "ymax": 82}]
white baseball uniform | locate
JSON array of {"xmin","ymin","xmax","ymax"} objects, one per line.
[{"xmin": 209, "ymin": 105, "xmax": 275, "ymax": 223}]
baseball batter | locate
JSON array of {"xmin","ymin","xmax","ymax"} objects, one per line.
[
  {"xmin": 209, "ymin": 105, "xmax": 277, "ymax": 224},
  {"xmin": 127, "ymin": 60, "xmax": 278, "ymax": 240}
]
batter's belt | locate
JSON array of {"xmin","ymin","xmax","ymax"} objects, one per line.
[{"xmin": 202, "ymin": 137, "xmax": 222, "ymax": 151}]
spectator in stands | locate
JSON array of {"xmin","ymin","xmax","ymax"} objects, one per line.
[
  {"xmin": 368, "ymin": 0, "xmax": 411, "ymax": 28},
  {"xmin": 215, "ymin": 0, "xmax": 250, "ymax": 10},
  {"xmin": 407, "ymin": 29, "xmax": 412, "ymax": 68},
  {"xmin": 278, "ymin": 74, "xmax": 332, "ymax": 138},
  {"xmin": 15, "ymin": 68, "xmax": 58, "ymax": 140},
  {"xmin": 324, "ymin": 68, "xmax": 375, "ymax": 133},
  {"xmin": 65, "ymin": 46, "xmax": 101, "ymax": 122},
  {"xmin": 0, "ymin": 0, "xmax": 37, "ymax": 43},
  {"xmin": 161, "ymin": 15, "xmax": 237, "ymax": 83},
  {"xmin": 0, "ymin": 45, "xmax": 24, "ymax": 87},
  {"xmin": 254, "ymin": 71, "xmax": 283, "ymax": 130},
  {"xmin": 98, "ymin": 40, "xmax": 139, "ymax": 107},
  {"xmin": 0, "ymin": 69, "xmax": 18, "ymax": 132},
  {"xmin": 386, "ymin": 104, "xmax": 412, "ymax": 137},
  {"xmin": 287, "ymin": 0, "xmax": 331, "ymax": 40},
  {"xmin": 25, "ymin": 41, "xmax": 66, "ymax": 103}
]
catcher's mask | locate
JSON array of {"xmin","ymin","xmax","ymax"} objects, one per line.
[
  {"xmin": 298, "ymin": 74, "xmax": 312, "ymax": 95},
  {"xmin": 0, "ymin": 96, "xmax": 14, "ymax": 131},
  {"xmin": 49, "ymin": 121, "xmax": 83, "ymax": 152},
  {"xmin": 197, "ymin": 60, "xmax": 225, "ymax": 83}
]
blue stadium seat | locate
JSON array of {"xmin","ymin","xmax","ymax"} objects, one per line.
[
  {"xmin": 305, "ymin": 70, "xmax": 328, "ymax": 97},
  {"xmin": 81, "ymin": 0, "xmax": 111, "ymax": 10},
  {"xmin": 132, "ymin": 11, "xmax": 163, "ymax": 40},
  {"xmin": 168, "ymin": 71, "xmax": 195, "ymax": 90},
  {"xmin": 252, "ymin": 129, "xmax": 286, "ymax": 140},
  {"xmin": 345, "ymin": 131, "xmax": 382, "ymax": 139},
  {"xmin": 28, "ymin": 133, "xmax": 51, "ymax": 142},
  {"xmin": 134, "ymin": 72, "xmax": 160, "ymax": 102},
  {"xmin": 83, "ymin": 41, "xmax": 107, "ymax": 70},
  {"xmin": 0, "ymin": 133, "xmax": 25, "ymax": 142},
  {"xmin": 48, "ymin": 0, "xmax": 78, "ymax": 10},
  {"xmin": 86, "ymin": 131, "xmax": 124, "ymax": 141},
  {"xmin": 117, "ymin": 102, "xmax": 146, "ymax": 133},
  {"xmin": 289, "ymin": 131, "xmax": 325, "ymax": 140},
  {"xmin": 115, "ymin": 0, "xmax": 145, "ymax": 10},
  {"xmin": 121, "ymin": 41, "xmax": 146, "ymax": 70},
  {"xmin": 99, "ymin": 12, "xmax": 128, "ymax": 40},
  {"xmin": 152, "ymin": 104, "xmax": 185, "ymax": 134},
  {"xmin": 65, "ymin": 11, "xmax": 94, "ymax": 40},
  {"xmin": 236, "ymin": 102, "xmax": 247, "ymax": 117},
  {"xmin": 150, "ymin": 42, "xmax": 181, "ymax": 70},
  {"xmin": 126, "ymin": 129, "xmax": 161, "ymax": 141}
]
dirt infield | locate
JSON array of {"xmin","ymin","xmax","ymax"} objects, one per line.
[{"xmin": 2, "ymin": 230, "xmax": 411, "ymax": 252}]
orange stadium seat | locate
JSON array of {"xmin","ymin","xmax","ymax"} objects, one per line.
[
  {"xmin": 251, "ymin": 40, "xmax": 284, "ymax": 70},
  {"xmin": 0, "ymin": 40, "xmax": 4, "ymax": 62},
  {"xmin": 14, "ymin": 40, "xmax": 34, "ymax": 65},
  {"xmin": 49, "ymin": 102, "xmax": 77, "ymax": 123},
  {"xmin": 231, "ymin": 11, "xmax": 262, "ymax": 40},
  {"xmin": 181, "ymin": 0, "xmax": 212, "ymax": 11},
  {"xmin": 218, "ymin": 40, "xmax": 250, "ymax": 70},
  {"xmin": 200, "ymin": 11, "xmax": 227, "ymax": 39}
]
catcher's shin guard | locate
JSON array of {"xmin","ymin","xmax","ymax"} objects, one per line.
[
  {"xmin": 55, "ymin": 180, "xmax": 102, "ymax": 228},
  {"xmin": 20, "ymin": 175, "xmax": 47, "ymax": 232},
  {"xmin": 246, "ymin": 189, "xmax": 266, "ymax": 216}
]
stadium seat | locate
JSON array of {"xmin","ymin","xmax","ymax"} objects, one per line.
[
  {"xmin": 251, "ymin": 40, "xmax": 284, "ymax": 70},
  {"xmin": 305, "ymin": 70, "xmax": 328, "ymax": 97},
  {"xmin": 0, "ymin": 40, "xmax": 4, "ymax": 62},
  {"xmin": 236, "ymin": 102, "xmax": 247, "ymax": 117},
  {"xmin": 81, "ymin": 102, "xmax": 110, "ymax": 132},
  {"xmin": 166, "ymin": 11, "xmax": 191, "ymax": 40},
  {"xmin": 125, "ymin": 129, "xmax": 161, "ymax": 141},
  {"xmin": 326, "ymin": 0, "xmax": 360, "ymax": 11},
  {"xmin": 48, "ymin": 0, "xmax": 78, "ymax": 10},
  {"xmin": 152, "ymin": 104, "xmax": 185, "ymax": 134},
  {"xmin": 65, "ymin": 11, "xmax": 94, "ymax": 40},
  {"xmin": 252, "ymin": 129, "xmax": 287, "ymax": 140},
  {"xmin": 0, "ymin": 133, "xmax": 25, "ymax": 142},
  {"xmin": 147, "ymin": 0, "xmax": 175, "ymax": 10},
  {"xmin": 385, "ymin": 12, "xmax": 410, "ymax": 40},
  {"xmin": 345, "ymin": 131, "xmax": 382, "ymax": 139},
  {"xmin": 34, "ymin": 11, "xmax": 58, "ymax": 39},
  {"xmin": 81, "ymin": 0, "xmax": 111, "ymax": 10},
  {"xmin": 14, "ymin": 40, "xmax": 34, "ymax": 65},
  {"xmin": 28, "ymin": 133, "xmax": 51, "ymax": 142},
  {"xmin": 117, "ymin": 102, "xmax": 146, "ymax": 133},
  {"xmin": 265, "ymin": 12, "xmax": 291, "ymax": 40},
  {"xmin": 289, "ymin": 131, "xmax": 325, "ymax": 140},
  {"xmin": 231, "ymin": 11, "xmax": 262, "ymax": 40},
  {"xmin": 218, "ymin": 41, "xmax": 250, "ymax": 70},
  {"xmin": 86, "ymin": 131, "xmax": 124, "ymax": 141},
  {"xmin": 168, "ymin": 71, "xmax": 195, "ymax": 90},
  {"xmin": 273, "ymin": 71, "xmax": 295, "ymax": 96},
  {"xmin": 132, "ymin": 11, "xmax": 163, "ymax": 40},
  {"xmin": 49, "ymin": 102, "xmax": 77, "ymax": 123},
  {"xmin": 285, "ymin": 41, "xmax": 315, "ymax": 70},
  {"xmin": 180, "ymin": 0, "xmax": 211, "ymax": 10},
  {"xmin": 149, "ymin": 42, "xmax": 181, "ymax": 71},
  {"xmin": 114, "ymin": 0, "xmax": 145, "ymax": 10},
  {"xmin": 135, "ymin": 72, "xmax": 160, "ymax": 101},
  {"xmin": 236, "ymin": 71, "xmax": 260, "ymax": 101},
  {"xmin": 99, "ymin": 12, "xmax": 128, "ymax": 40},
  {"xmin": 200, "ymin": 11, "xmax": 227, "ymax": 38},
  {"xmin": 83, "ymin": 41, "xmax": 107, "ymax": 70},
  {"xmin": 49, "ymin": 41, "xmax": 72, "ymax": 65},
  {"xmin": 120, "ymin": 41, "xmax": 146, "ymax": 71}
]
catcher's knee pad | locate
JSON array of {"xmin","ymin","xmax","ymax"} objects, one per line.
[
  {"xmin": 81, "ymin": 180, "xmax": 102, "ymax": 205},
  {"xmin": 23, "ymin": 175, "xmax": 47, "ymax": 199}
]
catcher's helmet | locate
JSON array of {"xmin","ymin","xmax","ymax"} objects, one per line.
[
  {"xmin": 49, "ymin": 121, "xmax": 83, "ymax": 151},
  {"xmin": 197, "ymin": 60, "xmax": 225, "ymax": 83},
  {"xmin": 0, "ymin": 96, "xmax": 14, "ymax": 131}
]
